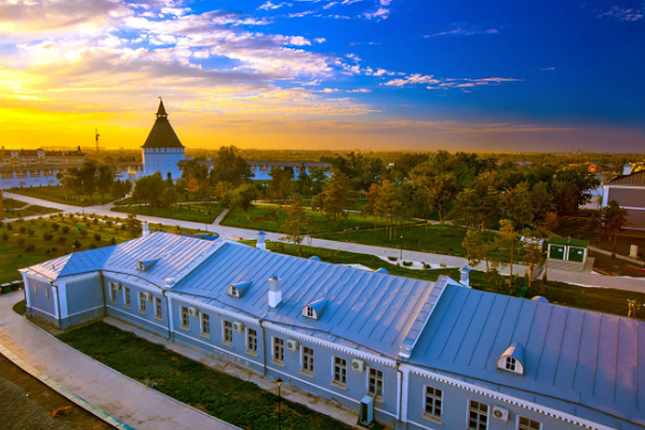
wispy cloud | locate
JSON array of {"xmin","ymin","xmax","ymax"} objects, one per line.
[
  {"xmin": 384, "ymin": 74, "xmax": 522, "ymax": 90},
  {"xmin": 596, "ymin": 5, "xmax": 643, "ymax": 21},
  {"xmin": 362, "ymin": 0, "xmax": 391, "ymax": 20},
  {"xmin": 258, "ymin": 1, "xmax": 292, "ymax": 11},
  {"xmin": 426, "ymin": 26, "xmax": 499, "ymax": 37},
  {"xmin": 540, "ymin": 67, "xmax": 555, "ymax": 71}
]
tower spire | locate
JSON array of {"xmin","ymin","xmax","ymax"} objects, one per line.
[{"xmin": 156, "ymin": 96, "xmax": 168, "ymax": 118}]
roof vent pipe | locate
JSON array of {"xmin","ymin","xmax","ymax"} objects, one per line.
[
  {"xmin": 623, "ymin": 163, "xmax": 632, "ymax": 176},
  {"xmin": 460, "ymin": 266, "xmax": 471, "ymax": 288},
  {"xmin": 142, "ymin": 220, "xmax": 149, "ymax": 236},
  {"xmin": 268, "ymin": 275, "xmax": 282, "ymax": 308},
  {"xmin": 257, "ymin": 230, "xmax": 266, "ymax": 250}
]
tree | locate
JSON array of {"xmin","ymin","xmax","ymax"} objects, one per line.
[
  {"xmin": 530, "ymin": 181, "xmax": 554, "ymax": 226},
  {"xmin": 462, "ymin": 229, "xmax": 492, "ymax": 272},
  {"xmin": 80, "ymin": 161, "xmax": 98, "ymax": 204},
  {"xmin": 215, "ymin": 181, "xmax": 233, "ymax": 209},
  {"xmin": 520, "ymin": 229, "xmax": 545, "ymax": 290},
  {"xmin": 96, "ymin": 164, "xmax": 115, "ymax": 203},
  {"xmin": 375, "ymin": 180, "xmax": 405, "ymax": 240},
  {"xmin": 410, "ymin": 163, "xmax": 458, "ymax": 226},
  {"xmin": 209, "ymin": 146, "xmax": 252, "ymax": 187},
  {"xmin": 164, "ymin": 186, "xmax": 178, "ymax": 210},
  {"xmin": 112, "ymin": 179, "xmax": 132, "ymax": 198},
  {"xmin": 269, "ymin": 167, "xmax": 295, "ymax": 203},
  {"xmin": 492, "ymin": 219, "xmax": 519, "ymax": 290},
  {"xmin": 198, "ymin": 183, "xmax": 215, "ymax": 206},
  {"xmin": 311, "ymin": 193, "xmax": 325, "ymax": 222},
  {"xmin": 233, "ymin": 183, "xmax": 257, "ymax": 221},
  {"xmin": 585, "ymin": 212, "xmax": 602, "ymax": 243},
  {"xmin": 309, "ymin": 166, "xmax": 328, "ymax": 195},
  {"xmin": 280, "ymin": 194, "xmax": 306, "ymax": 256},
  {"xmin": 132, "ymin": 172, "xmax": 166, "ymax": 207},
  {"xmin": 181, "ymin": 158, "xmax": 209, "ymax": 187},
  {"xmin": 544, "ymin": 211, "xmax": 559, "ymax": 231},
  {"xmin": 602, "ymin": 200, "xmax": 631, "ymax": 251},
  {"xmin": 501, "ymin": 181, "xmax": 534, "ymax": 230},
  {"xmin": 363, "ymin": 183, "xmax": 381, "ymax": 236},
  {"xmin": 322, "ymin": 173, "xmax": 354, "ymax": 227},
  {"xmin": 296, "ymin": 166, "xmax": 312, "ymax": 197}
]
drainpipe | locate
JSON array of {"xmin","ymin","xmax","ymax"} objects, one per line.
[
  {"xmin": 259, "ymin": 318, "xmax": 267, "ymax": 378},
  {"xmin": 53, "ymin": 281, "xmax": 62, "ymax": 330},
  {"xmin": 161, "ymin": 290, "xmax": 172, "ymax": 340}
]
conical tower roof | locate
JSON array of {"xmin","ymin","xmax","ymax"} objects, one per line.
[{"xmin": 141, "ymin": 99, "xmax": 184, "ymax": 149}]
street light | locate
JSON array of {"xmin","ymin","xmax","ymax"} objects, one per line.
[
  {"xmin": 276, "ymin": 378, "xmax": 283, "ymax": 430},
  {"xmin": 400, "ymin": 235, "xmax": 403, "ymax": 260}
]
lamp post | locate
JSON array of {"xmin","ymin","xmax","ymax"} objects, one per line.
[
  {"xmin": 276, "ymin": 378, "xmax": 283, "ymax": 430},
  {"xmin": 400, "ymin": 235, "xmax": 403, "ymax": 260}
]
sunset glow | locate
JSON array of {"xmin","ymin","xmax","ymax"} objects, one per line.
[{"xmin": 1, "ymin": 0, "xmax": 643, "ymax": 152}]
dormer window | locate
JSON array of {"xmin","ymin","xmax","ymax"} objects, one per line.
[
  {"xmin": 302, "ymin": 298, "xmax": 328, "ymax": 320},
  {"xmin": 136, "ymin": 259, "xmax": 158, "ymax": 272},
  {"xmin": 227, "ymin": 281, "xmax": 252, "ymax": 298},
  {"xmin": 497, "ymin": 343, "xmax": 525, "ymax": 375}
]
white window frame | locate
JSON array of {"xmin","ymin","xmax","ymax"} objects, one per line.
[
  {"xmin": 423, "ymin": 386, "xmax": 443, "ymax": 419},
  {"xmin": 222, "ymin": 320, "xmax": 233, "ymax": 344},
  {"xmin": 200, "ymin": 313, "xmax": 210, "ymax": 337},
  {"xmin": 505, "ymin": 357, "xmax": 517, "ymax": 372},
  {"xmin": 301, "ymin": 346, "xmax": 314, "ymax": 374},
  {"xmin": 468, "ymin": 400, "xmax": 489, "ymax": 430},
  {"xmin": 180, "ymin": 306, "xmax": 189, "ymax": 329},
  {"xmin": 332, "ymin": 357, "xmax": 347, "ymax": 386},
  {"xmin": 45, "ymin": 288, "xmax": 50, "ymax": 299},
  {"xmin": 123, "ymin": 287, "xmax": 131, "ymax": 308},
  {"xmin": 272, "ymin": 337, "xmax": 285, "ymax": 364},
  {"xmin": 367, "ymin": 367, "xmax": 383, "ymax": 398},
  {"xmin": 517, "ymin": 416, "xmax": 541, "ymax": 430},
  {"xmin": 138, "ymin": 292, "xmax": 146, "ymax": 313},
  {"xmin": 154, "ymin": 297, "xmax": 162, "ymax": 319},
  {"xmin": 109, "ymin": 283, "xmax": 117, "ymax": 303},
  {"xmin": 246, "ymin": 328, "xmax": 257, "ymax": 353}
]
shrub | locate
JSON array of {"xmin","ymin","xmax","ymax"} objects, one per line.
[
  {"xmin": 62, "ymin": 226, "xmax": 70, "ymax": 234},
  {"xmin": 2, "ymin": 232, "xmax": 8, "ymax": 242},
  {"xmin": 80, "ymin": 229, "xmax": 88, "ymax": 238},
  {"xmin": 43, "ymin": 232, "xmax": 54, "ymax": 241},
  {"xmin": 20, "ymin": 226, "xmax": 26, "ymax": 234},
  {"xmin": 6, "ymin": 223, "xmax": 12, "ymax": 231},
  {"xmin": 90, "ymin": 243, "xmax": 97, "ymax": 249},
  {"xmin": 93, "ymin": 218, "xmax": 99, "ymax": 225},
  {"xmin": 387, "ymin": 256, "xmax": 397, "ymax": 262},
  {"xmin": 27, "ymin": 229, "xmax": 35, "ymax": 237},
  {"xmin": 17, "ymin": 238, "xmax": 25, "ymax": 247},
  {"xmin": 57, "ymin": 236, "xmax": 67, "ymax": 244},
  {"xmin": 26, "ymin": 244, "xmax": 36, "ymax": 252},
  {"xmin": 74, "ymin": 240, "xmax": 82, "ymax": 249},
  {"xmin": 51, "ymin": 223, "xmax": 59, "ymax": 231},
  {"xmin": 52, "ymin": 246, "xmax": 58, "ymax": 252},
  {"xmin": 402, "ymin": 261, "xmax": 413, "ymax": 267},
  {"xmin": 0, "ymin": 221, "xmax": 3, "ymax": 229},
  {"xmin": 111, "ymin": 237, "xmax": 117, "ymax": 245},
  {"xmin": 94, "ymin": 233, "xmax": 102, "ymax": 242}
]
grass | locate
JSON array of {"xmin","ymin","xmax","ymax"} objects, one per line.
[
  {"xmin": 0, "ymin": 214, "xmax": 206, "ymax": 284},
  {"xmin": 56, "ymin": 323, "xmax": 351, "ymax": 430},
  {"xmin": 259, "ymin": 241, "xmax": 645, "ymax": 318},
  {"xmin": 10, "ymin": 186, "xmax": 121, "ymax": 206},
  {"xmin": 590, "ymin": 251, "xmax": 645, "ymax": 278},
  {"xmin": 221, "ymin": 204, "xmax": 416, "ymax": 233},
  {"xmin": 111, "ymin": 203, "xmax": 223, "ymax": 223},
  {"xmin": 2, "ymin": 200, "xmax": 62, "ymax": 219}
]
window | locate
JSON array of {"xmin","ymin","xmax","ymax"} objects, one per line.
[
  {"xmin": 138, "ymin": 292, "xmax": 146, "ymax": 313},
  {"xmin": 109, "ymin": 283, "xmax": 117, "ymax": 303},
  {"xmin": 45, "ymin": 288, "xmax": 50, "ymax": 299},
  {"xmin": 518, "ymin": 417, "xmax": 541, "ymax": 430},
  {"xmin": 180, "ymin": 306, "xmax": 189, "ymax": 328},
  {"xmin": 247, "ymin": 328, "xmax": 257, "ymax": 352},
  {"xmin": 333, "ymin": 357, "xmax": 347, "ymax": 385},
  {"xmin": 302, "ymin": 347, "xmax": 314, "ymax": 374},
  {"xmin": 305, "ymin": 306, "xmax": 314, "ymax": 317},
  {"xmin": 273, "ymin": 337, "xmax": 284, "ymax": 363},
  {"xmin": 34, "ymin": 285, "xmax": 38, "ymax": 295},
  {"xmin": 368, "ymin": 368, "xmax": 383, "ymax": 397},
  {"xmin": 223, "ymin": 320, "xmax": 233, "ymax": 344},
  {"xmin": 230, "ymin": 286, "xmax": 238, "ymax": 297},
  {"xmin": 468, "ymin": 401, "xmax": 488, "ymax": 430},
  {"xmin": 201, "ymin": 314, "xmax": 210, "ymax": 336},
  {"xmin": 505, "ymin": 357, "xmax": 517, "ymax": 372},
  {"xmin": 154, "ymin": 297, "xmax": 162, "ymax": 319},
  {"xmin": 123, "ymin": 287, "xmax": 131, "ymax": 308},
  {"xmin": 424, "ymin": 386, "xmax": 443, "ymax": 418}
]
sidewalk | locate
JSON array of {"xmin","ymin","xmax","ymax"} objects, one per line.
[
  {"xmin": 0, "ymin": 291, "xmax": 240, "ymax": 430},
  {"xmin": 4, "ymin": 192, "xmax": 645, "ymax": 292}
]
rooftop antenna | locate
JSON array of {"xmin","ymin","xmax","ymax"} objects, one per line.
[{"xmin": 95, "ymin": 127, "xmax": 100, "ymax": 156}]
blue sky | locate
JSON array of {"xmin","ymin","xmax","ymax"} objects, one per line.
[{"xmin": 0, "ymin": 0, "xmax": 643, "ymax": 152}]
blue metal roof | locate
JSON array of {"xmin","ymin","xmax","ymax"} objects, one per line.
[
  {"xmin": 408, "ymin": 285, "xmax": 645, "ymax": 425},
  {"xmin": 172, "ymin": 241, "xmax": 443, "ymax": 358}
]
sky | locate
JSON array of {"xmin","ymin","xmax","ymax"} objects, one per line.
[{"xmin": 0, "ymin": 0, "xmax": 644, "ymax": 153}]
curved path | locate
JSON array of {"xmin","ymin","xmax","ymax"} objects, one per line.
[
  {"xmin": 0, "ymin": 291, "xmax": 240, "ymax": 430},
  {"xmin": 4, "ymin": 192, "xmax": 645, "ymax": 292}
]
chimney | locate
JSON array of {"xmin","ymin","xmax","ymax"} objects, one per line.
[
  {"xmin": 459, "ymin": 266, "xmax": 471, "ymax": 288},
  {"xmin": 142, "ymin": 220, "xmax": 149, "ymax": 236},
  {"xmin": 268, "ymin": 275, "xmax": 282, "ymax": 308},
  {"xmin": 257, "ymin": 230, "xmax": 266, "ymax": 250},
  {"xmin": 623, "ymin": 163, "xmax": 632, "ymax": 176}
]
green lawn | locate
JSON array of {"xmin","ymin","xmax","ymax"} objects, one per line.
[
  {"xmin": 111, "ymin": 203, "xmax": 223, "ymax": 223},
  {"xmin": 2, "ymin": 201, "xmax": 62, "ymax": 219},
  {"xmin": 0, "ymin": 214, "xmax": 205, "ymax": 284},
  {"xmin": 221, "ymin": 204, "xmax": 416, "ymax": 233},
  {"xmin": 56, "ymin": 323, "xmax": 351, "ymax": 430},
  {"xmin": 3, "ymin": 198, "xmax": 28, "ymax": 210},
  {"xmin": 258, "ymin": 241, "xmax": 644, "ymax": 317},
  {"xmin": 10, "ymin": 186, "xmax": 121, "ymax": 206}
]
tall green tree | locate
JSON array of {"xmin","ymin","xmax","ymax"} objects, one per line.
[
  {"xmin": 501, "ymin": 181, "xmax": 534, "ymax": 230},
  {"xmin": 233, "ymin": 183, "xmax": 258, "ymax": 221},
  {"xmin": 492, "ymin": 219, "xmax": 519, "ymax": 290},
  {"xmin": 280, "ymin": 193, "xmax": 306, "ymax": 256},
  {"xmin": 269, "ymin": 167, "xmax": 295, "ymax": 204},
  {"xmin": 209, "ymin": 146, "xmax": 252, "ymax": 187},
  {"xmin": 181, "ymin": 158, "xmax": 209, "ymax": 187},
  {"xmin": 520, "ymin": 229, "xmax": 545, "ymax": 290},
  {"xmin": 322, "ymin": 173, "xmax": 354, "ymax": 227},
  {"xmin": 375, "ymin": 180, "xmax": 404, "ymax": 240},
  {"xmin": 602, "ymin": 200, "xmax": 632, "ymax": 251},
  {"xmin": 96, "ymin": 164, "xmax": 115, "ymax": 203}
]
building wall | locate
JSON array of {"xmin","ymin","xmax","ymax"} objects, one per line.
[
  {"xmin": 604, "ymin": 186, "xmax": 645, "ymax": 229},
  {"xmin": 61, "ymin": 276, "xmax": 105, "ymax": 329},
  {"xmin": 25, "ymin": 276, "xmax": 57, "ymax": 322},
  {"xmin": 103, "ymin": 276, "xmax": 169, "ymax": 338},
  {"xmin": 143, "ymin": 148, "xmax": 184, "ymax": 180}
]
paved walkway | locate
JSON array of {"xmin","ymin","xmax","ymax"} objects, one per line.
[
  {"xmin": 4, "ymin": 192, "xmax": 645, "ymax": 292},
  {"xmin": 0, "ymin": 291, "xmax": 240, "ymax": 430}
]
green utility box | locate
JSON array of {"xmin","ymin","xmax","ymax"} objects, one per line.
[{"xmin": 547, "ymin": 237, "xmax": 589, "ymax": 264}]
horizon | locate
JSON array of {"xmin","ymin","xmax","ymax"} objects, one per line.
[{"xmin": 1, "ymin": 0, "xmax": 644, "ymax": 152}]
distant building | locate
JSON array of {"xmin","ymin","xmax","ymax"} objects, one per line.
[
  {"xmin": 20, "ymin": 231, "xmax": 644, "ymax": 430},
  {"xmin": 602, "ymin": 164, "xmax": 645, "ymax": 230},
  {"xmin": 0, "ymin": 147, "xmax": 86, "ymax": 167}
]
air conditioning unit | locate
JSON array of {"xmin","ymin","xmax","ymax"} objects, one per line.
[
  {"xmin": 492, "ymin": 406, "xmax": 510, "ymax": 422},
  {"xmin": 233, "ymin": 321, "xmax": 244, "ymax": 333},
  {"xmin": 352, "ymin": 359, "xmax": 365, "ymax": 373},
  {"xmin": 188, "ymin": 307, "xmax": 199, "ymax": 317},
  {"xmin": 286, "ymin": 339, "xmax": 299, "ymax": 352},
  {"xmin": 144, "ymin": 292, "xmax": 152, "ymax": 302}
]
